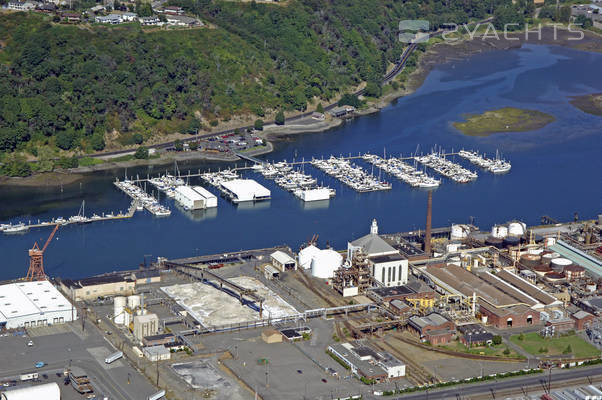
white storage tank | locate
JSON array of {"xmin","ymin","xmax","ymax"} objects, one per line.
[
  {"xmin": 298, "ymin": 245, "xmax": 321, "ymax": 270},
  {"xmin": 114, "ymin": 296, "xmax": 126, "ymax": 325},
  {"xmin": 491, "ymin": 225, "xmax": 508, "ymax": 239},
  {"xmin": 311, "ymin": 249, "xmax": 343, "ymax": 279},
  {"xmin": 508, "ymin": 221, "xmax": 526, "ymax": 236},
  {"xmin": 550, "ymin": 258, "xmax": 572, "ymax": 272},
  {"xmin": 451, "ymin": 224, "xmax": 469, "ymax": 239},
  {"xmin": 127, "ymin": 295, "xmax": 141, "ymax": 310}
]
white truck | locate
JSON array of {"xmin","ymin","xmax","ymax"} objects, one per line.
[
  {"xmin": 104, "ymin": 351, "xmax": 123, "ymax": 364},
  {"xmin": 19, "ymin": 372, "xmax": 39, "ymax": 381}
]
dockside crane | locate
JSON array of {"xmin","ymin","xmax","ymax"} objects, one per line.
[{"xmin": 26, "ymin": 224, "xmax": 59, "ymax": 281}]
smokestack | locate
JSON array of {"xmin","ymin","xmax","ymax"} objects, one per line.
[{"xmin": 425, "ymin": 190, "xmax": 432, "ymax": 256}]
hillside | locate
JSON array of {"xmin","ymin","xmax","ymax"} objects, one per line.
[{"xmin": 0, "ymin": 0, "xmax": 518, "ymax": 174}]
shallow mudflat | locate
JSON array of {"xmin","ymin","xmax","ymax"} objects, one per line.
[
  {"xmin": 570, "ymin": 93, "xmax": 602, "ymax": 116},
  {"xmin": 452, "ymin": 107, "xmax": 556, "ymax": 136}
]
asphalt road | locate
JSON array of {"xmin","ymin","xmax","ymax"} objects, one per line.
[{"xmin": 393, "ymin": 366, "xmax": 602, "ymax": 399}]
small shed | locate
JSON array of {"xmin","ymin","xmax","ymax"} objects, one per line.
[
  {"xmin": 270, "ymin": 251, "xmax": 297, "ymax": 272},
  {"xmin": 261, "ymin": 329, "xmax": 282, "ymax": 344}
]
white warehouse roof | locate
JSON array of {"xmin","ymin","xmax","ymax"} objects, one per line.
[
  {"xmin": 192, "ymin": 186, "xmax": 216, "ymax": 200},
  {"xmin": 220, "ymin": 179, "xmax": 270, "ymax": 202},
  {"xmin": 0, "ymin": 280, "xmax": 75, "ymax": 329},
  {"xmin": 175, "ymin": 185, "xmax": 206, "ymax": 201},
  {"xmin": 1, "ymin": 382, "xmax": 60, "ymax": 400},
  {"xmin": 271, "ymin": 251, "xmax": 295, "ymax": 265}
]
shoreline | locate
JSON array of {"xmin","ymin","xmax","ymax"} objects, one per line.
[{"xmin": 2, "ymin": 27, "xmax": 601, "ymax": 188}]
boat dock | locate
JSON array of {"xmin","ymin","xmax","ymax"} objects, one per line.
[
  {"xmin": 415, "ymin": 151, "xmax": 478, "ymax": 183},
  {"xmin": 362, "ymin": 154, "xmax": 441, "ymax": 189},
  {"xmin": 1, "ymin": 200, "xmax": 139, "ymax": 235},
  {"xmin": 113, "ymin": 180, "xmax": 171, "ymax": 217},
  {"xmin": 310, "ymin": 156, "xmax": 392, "ymax": 192}
]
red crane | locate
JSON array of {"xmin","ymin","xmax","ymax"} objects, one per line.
[{"xmin": 27, "ymin": 224, "xmax": 59, "ymax": 281}]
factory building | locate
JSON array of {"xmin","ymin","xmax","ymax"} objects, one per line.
[
  {"xmin": 408, "ymin": 313, "xmax": 456, "ymax": 345},
  {"xmin": 328, "ymin": 342, "xmax": 405, "ymax": 381},
  {"xmin": 423, "ymin": 264, "xmax": 563, "ymax": 329},
  {"xmin": 133, "ymin": 313, "xmax": 159, "ymax": 341},
  {"xmin": 143, "ymin": 345, "xmax": 171, "ymax": 361},
  {"xmin": 59, "ymin": 274, "xmax": 136, "ymax": 301},
  {"xmin": 174, "ymin": 186, "xmax": 217, "ymax": 210},
  {"xmin": 220, "ymin": 179, "xmax": 270, "ymax": 203},
  {"xmin": 1, "ymin": 382, "xmax": 60, "ymax": 400},
  {"xmin": 348, "ymin": 220, "xmax": 409, "ymax": 287},
  {"xmin": 0, "ymin": 280, "xmax": 76, "ymax": 329}
]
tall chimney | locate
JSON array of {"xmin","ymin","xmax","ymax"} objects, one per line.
[{"xmin": 424, "ymin": 190, "xmax": 432, "ymax": 256}]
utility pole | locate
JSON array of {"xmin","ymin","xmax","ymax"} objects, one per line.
[
  {"xmin": 156, "ymin": 358, "xmax": 159, "ymax": 386},
  {"xmin": 265, "ymin": 360, "xmax": 269, "ymax": 388}
]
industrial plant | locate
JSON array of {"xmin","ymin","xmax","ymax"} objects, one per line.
[{"xmin": 1, "ymin": 188, "xmax": 602, "ymax": 400}]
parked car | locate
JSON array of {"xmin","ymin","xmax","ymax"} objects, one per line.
[{"xmin": 34, "ymin": 361, "xmax": 45, "ymax": 368}]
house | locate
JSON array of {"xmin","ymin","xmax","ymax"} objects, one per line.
[
  {"xmin": 61, "ymin": 12, "xmax": 81, "ymax": 23},
  {"xmin": 89, "ymin": 4, "xmax": 105, "ymax": 13},
  {"xmin": 457, "ymin": 324, "xmax": 493, "ymax": 347},
  {"xmin": 6, "ymin": 1, "xmax": 36, "ymax": 10},
  {"xmin": 96, "ymin": 14, "xmax": 122, "ymax": 24},
  {"xmin": 162, "ymin": 5, "xmax": 183, "ymax": 15},
  {"xmin": 348, "ymin": 220, "xmax": 409, "ymax": 287},
  {"xmin": 139, "ymin": 16, "xmax": 161, "ymax": 25},
  {"xmin": 121, "ymin": 12, "xmax": 138, "ymax": 22},
  {"xmin": 37, "ymin": 3, "xmax": 56, "ymax": 12},
  {"xmin": 311, "ymin": 112, "xmax": 325, "ymax": 121},
  {"xmin": 166, "ymin": 15, "xmax": 201, "ymax": 27},
  {"xmin": 270, "ymin": 250, "xmax": 297, "ymax": 272},
  {"xmin": 408, "ymin": 312, "xmax": 456, "ymax": 345},
  {"xmin": 572, "ymin": 310, "xmax": 595, "ymax": 330},
  {"xmin": 328, "ymin": 105, "xmax": 355, "ymax": 118}
]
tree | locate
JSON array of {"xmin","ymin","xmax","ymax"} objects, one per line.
[
  {"xmin": 316, "ymin": 103, "xmax": 324, "ymax": 113},
  {"xmin": 338, "ymin": 94, "xmax": 361, "ymax": 108},
  {"xmin": 364, "ymin": 81, "xmax": 382, "ymax": 98},
  {"xmin": 174, "ymin": 139, "xmax": 183, "ymax": 151},
  {"xmin": 132, "ymin": 133, "xmax": 144, "ymax": 145},
  {"xmin": 254, "ymin": 119, "xmax": 264, "ymax": 130},
  {"xmin": 90, "ymin": 133, "xmax": 105, "ymax": 151},
  {"xmin": 518, "ymin": 333, "xmax": 525, "ymax": 341},
  {"xmin": 492, "ymin": 335, "xmax": 502, "ymax": 346},
  {"xmin": 187, "ymin": 118, "xmax": 201, "ymax": 135},
  {"xmin": 574, "ymin": 14, "xmax": 593, "ymax": 29},
  {"xmin": 503, "ymin": 348, "xmax": 511, "ymax": 355},
  {"xmin": 56, "ymin": 130, "xmax": 76, "ymax": 150},
  {"xmin": 563, "ymin": 345, "xmax": 572, "ymax": 354},
  {"xmin": 275, "ymin": 111, "xmax": 285, "ymax": 126},
  {"xmin": 189, "ymin": 141, "xmax": 199, "ymax": 151},
  {"xmin": 134, "ymin": 146, "xmax": 149, "ymax": 159}
]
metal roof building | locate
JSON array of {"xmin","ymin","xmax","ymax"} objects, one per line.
[
  {"xmin": 0, "ymin": 280, "xmax": 76, "ymax": 329},
  {"xmin": 220, "ymin": 179, "xmax": 270, "ymax": 203},
  {"xmin": 1, "ymin": 382, "xmax": 60, "ymax": 400},
  {"xmin": 174, "ymin": 185, "xmax": 217, "ymax": 210}
]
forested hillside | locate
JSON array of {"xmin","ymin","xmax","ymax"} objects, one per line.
[{"xmin": 0, "ymin": 0, "xmax": 529, "ymax": 165}]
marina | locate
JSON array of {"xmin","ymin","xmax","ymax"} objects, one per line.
[
  {"xmin": 415, "ymin": 151, "xmax": 478, "ymax": 183},
  {"xmin": 113, "ymin": 179, "xmax": 171, "ymax": 217},
  {"xmin": 310, "ymin": 156, "xmax": 392, "ymax": 192},
  {"xmin": 458, "ymin": 149, "xmax": 512, "ymax": 174},
  {"xmin": 362, "ymin": 154, "xmax": 441, "ymax": 189},
  {"xmin": 253, "ymin": 161, "xmax": 335, "ymax": 202}
]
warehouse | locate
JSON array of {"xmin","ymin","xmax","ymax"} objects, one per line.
[
  {"xmin": 1, "ymin": 382, "xmax": 60, "ymax": 400},
  {"xmin": 220, "ymin": 179, "xmax": 271, "ymax": 203},
  {"xmin": 59, "ymin": 274, "xmax": 136, "ymax": 301},
  {"xmin": 0, "ymin": 280, "xmax": 76, "ymax": 329},
  {"xmin": 175, "ymin": 186, "xmax": 217, "ymax": 210}
]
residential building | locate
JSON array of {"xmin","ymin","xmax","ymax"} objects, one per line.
[
  {"xmin": 121, "ymin": 11, "xmax": 137, "ymax": 21},
  {"xmin": 139, "ymin": 16, "xmax": 161, "ymax": 26},
  {"xmin": 96, "ymin": 14, "xmax": 122, "ymax": 24},
  {"xmin": 6, "ymin": 1, "xmax": 36, "ymax": 10},
  {"xmin": 166, "ymin": 15, "xmax": 201, "ymax": 26}
]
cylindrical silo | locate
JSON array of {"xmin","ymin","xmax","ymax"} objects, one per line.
[
  {"xmin": 491, "ymin": 225, "xmax": 508, "ymax": 239},
  {"xmin": 114, "ymin": 296, "xmax": 126, "ymax": 325},
  {"xmin": 508, "ymin": 222, "xmax": 525, "ymax": 236},
  {"xmin": 550, "ymin": 258, "xmax": 572, "ymax": 272},
  {"xmin": 311, "ymin": 249, "xmax": 343, "ymax": 279},
  {"xmin": 127, "ymin": 295, "xmax": 141, "ymax": 310},
  {"xmin": 520, "ymin": 254, "xmax": 542, "ymax": 268}
]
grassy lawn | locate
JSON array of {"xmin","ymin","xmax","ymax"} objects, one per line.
[
  {"xmin": 440, "ymin": 341, "xmax": 522, "ymax": 358},
  {"xmin": 78, "ymin": 157, "xmax": 105, "ymax": 167},
  {"xmin": 510, "ymin": 332, "xmax": 599, "ymax": 358},
  {"xmin": 453, "ymin": 107, "xmax": 555, "ymax": 136}
]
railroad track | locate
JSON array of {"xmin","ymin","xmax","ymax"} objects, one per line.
[{"xmin": 373, "ymin": 338, "xmax": 436, "ymax": 386}]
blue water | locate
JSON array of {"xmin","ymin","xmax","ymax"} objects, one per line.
[{"xmin": 1, "ymin": 44, "xmax": 601, "ymax": 280}]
